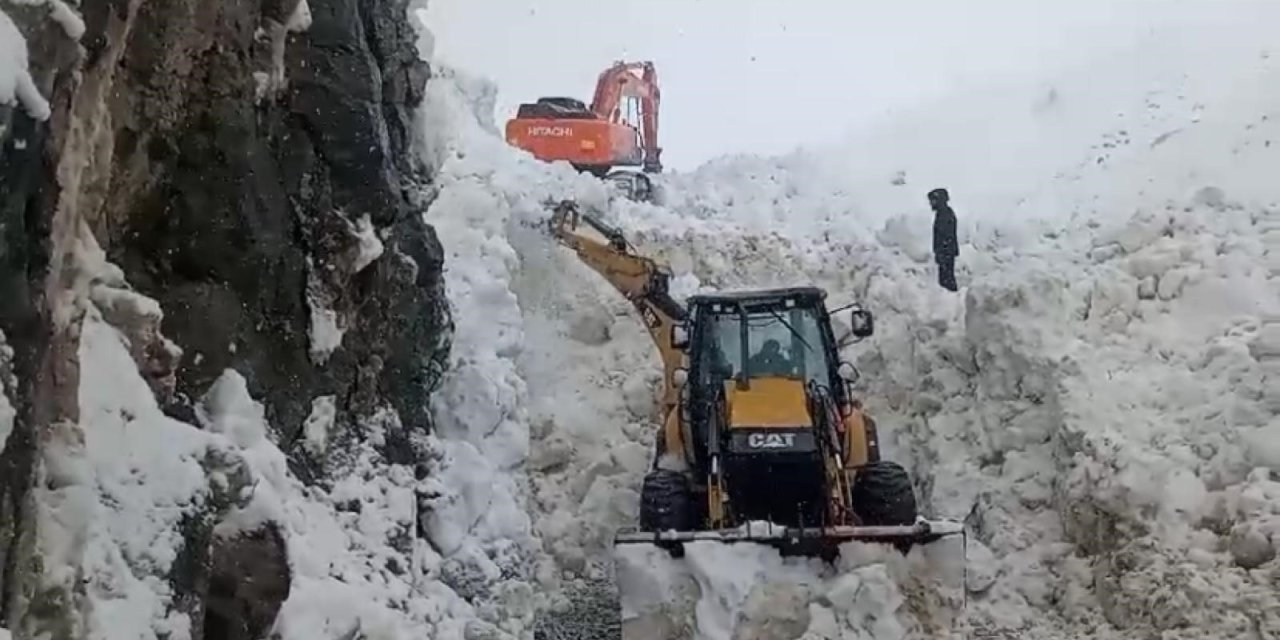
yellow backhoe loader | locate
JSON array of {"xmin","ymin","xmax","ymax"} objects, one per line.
[{"xmin": 546, "ymin": 200, "xmax": 964, "ymax": 561}]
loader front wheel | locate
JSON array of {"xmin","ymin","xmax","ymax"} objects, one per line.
[
  {"xmin": 850, "ymin": 460, "xmax": 918, "ymax": 526},
  {"xmin": 639, "ymin": 469, "xmax": 694, "ymax": 533}
]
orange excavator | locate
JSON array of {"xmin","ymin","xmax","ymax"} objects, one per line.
[{"xmin": 505, "ymin": 61, "xmax": 662, "ymax": 202}]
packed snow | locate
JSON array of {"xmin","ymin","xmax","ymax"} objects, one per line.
[
  {"xmin": 0, "ymin": 7, "xmax": 51, "ymax": 120},
  {"xmin": 0, "ymin": 0, "xmax": 85, "ymax": 124},
  {"xmin": 4, "ymin": 0, "xmax": 86, "ymax": 39},
  {"xmin": 39, "ymin": 257, "xmax": 528, "ymax": 638},
  {"xmin": 0, "ymin": 330, "xmax": 13, "ymax": 457},
  {"xmin": 306, "ymin": 212, "xmax": 388, "ymax": 364},
  {"xmin": 284, "ymin": 0, "xmax": 312, "ymax": 33},
  {"xmin": 19, "ymin": 8, "xmax": 1280, "ymax": 640}
]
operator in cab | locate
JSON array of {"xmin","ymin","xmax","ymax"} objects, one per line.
[{"xmin": 748, "ymin": 339, "xmax": 794, "ymax": 376}]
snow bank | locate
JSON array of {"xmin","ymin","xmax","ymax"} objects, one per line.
[
  {"xmin": 0, "ymin": 0, "xmax": 86, "ymax": 121},
  {"xmin": 0, "ymin": 7, "xmax": 51, "ymax": 120},
  {"xmin": 52, "ymin": 314, "xmax": 493, "ymax": 640},
  {"xmin": 77, "ymin": 315, "xmax": 223, "ymax": 637},
  {"xmin": 413, "ymin": 52, "xmax": 627, "ymax": 636},
  {"xmin": 5, "ymin": 0, "xmax": 86, "ymax": 40},
  {"xmin": 42, "ymin": 257, "xmax": 522, "ymax": 638},
  {"xmin": 20, "ymin": 296, "xmax": 243, "ymax": 638},
  {"xmin": 200, "ymin": 370, "xmax": 484, "ymax": 640},
  {"xmin": 0, "ymin": 330, "xmax": 13, "ymax": 456},
  {"xmin": 305, "ymin": 212, "xmax": 388, "ymax": 364},
  {"xmin": 616, "ymin": 539, "xmax": 964, "ymax": 640}
]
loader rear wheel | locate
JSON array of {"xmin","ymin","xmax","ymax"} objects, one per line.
[
  {"xmin": 638, "ymin": 469, "xmax": 694, "ymax": 532},
  {"xmin": 850, "ymin": 460, "xmax": 918, "ymax": 526}
]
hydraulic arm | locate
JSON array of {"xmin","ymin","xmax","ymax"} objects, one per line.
[{"xmin": 548, "ymin": 201, "xmax": 686, "ymax": 412}]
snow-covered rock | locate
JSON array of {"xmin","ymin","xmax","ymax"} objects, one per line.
[
  {"xmin": 0, "ymin": 331, "xmax": 13, "ymax": 457},
  {"xmin": 0, "ymin": 8, "xmax": 51, "ymax": 120}
]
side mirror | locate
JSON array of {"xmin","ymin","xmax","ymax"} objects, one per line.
[
  {"xmin": 850, "ymin": 307, "xmax": 874, "ymax": 338},
  {"xmin": 671, "ymin": 323, "xmax": 690, "ymax": 349},
  {"xmin": 672, "ymin": 367, "xmax": 689, "ymax": 388},
  {"xmin": 837, "ymin": 361, "xmax": 860, "ymax": 385}
]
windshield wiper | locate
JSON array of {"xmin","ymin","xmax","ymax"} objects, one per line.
[{"xmin": 768, "ymin": 309, "xmax": 815, "ymax": 354}]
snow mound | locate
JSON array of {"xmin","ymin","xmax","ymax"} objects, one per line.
[
  {"xmin": 0, "ymin": 330, "xmax": 14, "ymax": 456},
  {"xmin": 200, "ymin": 370, "xmax": 483, "ymax": 640},
  {"xmin": 616, "ymin": 540, "xmax": 965, "ymax": 640},
  {"xmin": 24, "ymin": 304, "xmax": 247, "ymax": 639},
  {"xmin": 0, "ymin": 7, "xmax": 51, "ymax": 120},
  {"xmin": 1, "ymin": 0, "xmax": 84, "ymax": 122},
  {"xmin": 45, "ymin": 267, "xmax": 528, "ymax": 638}
]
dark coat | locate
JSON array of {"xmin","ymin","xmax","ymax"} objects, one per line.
[{"xmin": 932, "ymin": 206, "xmax": 958, "ymax": 259}]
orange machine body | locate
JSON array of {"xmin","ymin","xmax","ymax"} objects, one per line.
[
  {"xmin": 504, "ymin": 117, "xmax": 642, "ymax": 172},
  {"xmin": 505, "ymin": 60, "xmax": 662, "ymax": 175}
]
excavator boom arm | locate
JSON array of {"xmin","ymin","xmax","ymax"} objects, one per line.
[
  {"xmin": 548, "ymin": 201, "xmax": 684, "ymax": 405},
  {"xmin": 590, "ymin": 61, "xmax": 662, "ymax": 173}
]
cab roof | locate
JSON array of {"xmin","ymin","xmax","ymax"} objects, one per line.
[{"xmin": 687, "ymin": 286, "xmax": 828, "ymax": 308}]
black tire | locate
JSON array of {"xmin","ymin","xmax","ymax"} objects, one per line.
[
  {"xmin": 638, "ymin": 469, "xmax": 694, "ymax": 533},
  {"xmin": 849, "ymin": 460, "xmax": 918, "ymax": 526}
]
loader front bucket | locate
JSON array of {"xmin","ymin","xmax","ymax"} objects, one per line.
[
  {"xmin": 612, "ymin": 518, "xmax": 969, "ymax": 639},
  {"xmin": 613, "ymin": 517, "xmax": 965, "ymax": 561}
]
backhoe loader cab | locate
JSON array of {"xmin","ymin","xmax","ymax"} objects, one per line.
[
  {"xmin": 679, "ymin": 287, "xmax": 859, "ymax": 425},
  {"xmin": 674, "ymin": 289, "xmax": 867, "ymax": 528}
]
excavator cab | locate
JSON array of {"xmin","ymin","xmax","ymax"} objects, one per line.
[{"xmin": 681, "ymin": 290, "xmax": 862, "ymax": 529}]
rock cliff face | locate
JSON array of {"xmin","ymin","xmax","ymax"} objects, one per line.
[{"xmin": 0, "ymin": 0, "xmax": 450, "ymax": 635}]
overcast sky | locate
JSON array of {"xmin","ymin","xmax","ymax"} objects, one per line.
[{"xmin": 422, "ymin": 1, "xmax": 1269, "ymax": 171}]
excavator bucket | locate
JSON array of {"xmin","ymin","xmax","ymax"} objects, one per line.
[{"xmin": 612, "ymin": 516, "xmax": 965, "ymax": 560}]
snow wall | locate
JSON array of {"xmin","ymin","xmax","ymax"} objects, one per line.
[{"xmin": 5, "ymin": 7, "xmax": 1277, "ymax": 640}]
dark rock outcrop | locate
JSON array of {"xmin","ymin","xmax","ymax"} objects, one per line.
[
  {"xmin": 0, "ymin": 0, "xmax": 451, "ymax": 633},
  {"xmin": 203, "ymin": 524, "xmax": 292, "ymax": 640}
]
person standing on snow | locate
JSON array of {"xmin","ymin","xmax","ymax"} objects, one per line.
[{"xmin": 928, "ymin": 188, "xmax": 959, "ymax": 292}]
